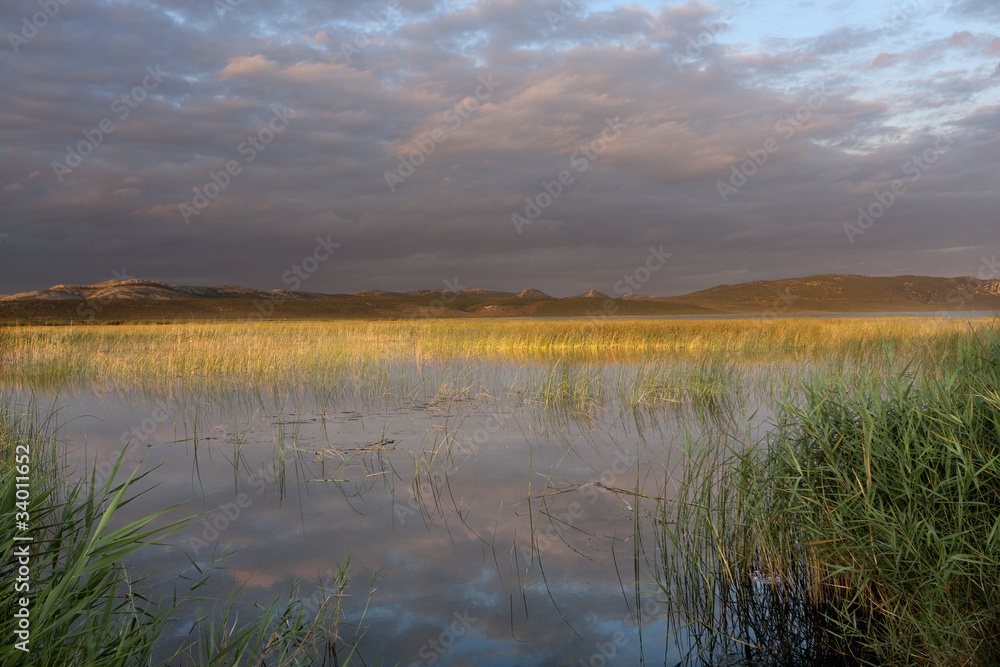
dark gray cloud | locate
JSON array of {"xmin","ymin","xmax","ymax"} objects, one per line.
[
  {"xmin": 951, "ymin": 0, "xmax": 1000, "ymax": 21},
  {"xmin": 1, "ymin": 0, "xmax": 998, "ymax": 296}
]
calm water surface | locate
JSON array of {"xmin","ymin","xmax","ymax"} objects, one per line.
[{"xmin": 25, "ymin": 360, "xmax": 779, "ymax": 665}]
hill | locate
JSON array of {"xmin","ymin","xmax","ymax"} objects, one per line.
[
  {"xmin": 672, "ymin": 274, "xmax": 1000, "ymax": 314},
  {"xmin": 0, "ymin": 274, "xmax": 998, "ymax": 323}
]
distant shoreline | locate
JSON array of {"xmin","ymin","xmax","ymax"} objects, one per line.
[{"xmin": 2, "ymin": 274, "xmax": 999, "ymax": 324}]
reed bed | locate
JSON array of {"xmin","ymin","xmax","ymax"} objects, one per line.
[
  {"xmin": 3, "ymin": 316, "xmax": 996, "ymax": 664},
  {"xmin": 660, "ymin": 324, "xmax": 1000, "ymax": 665},
  {"xmin": 0, "ymin": 317, "xmax": 981, "ymax": 390},
  {"xmin": 0, "ymin": 396, "xmax": 362, "ymax": 666}
]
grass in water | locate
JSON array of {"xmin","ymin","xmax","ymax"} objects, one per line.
[
  {"xmin": 660, "ymin": 324, "xmax": 1000, "ymax": 665},
  {"xmin": 0, "ymin": 397, "xmax": 362, "ymax": 666},
  {"xmin": 0, "ymin": 317, "xmax": 981, "ymax": 390},
  {"xmin": 3, "ymin": 316, "xmax": 997, "ymax": 664}
]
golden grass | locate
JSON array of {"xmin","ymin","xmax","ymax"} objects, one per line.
[{"xmin": 0, "ymin": 316, "xmax": 987, "ymax": 390}]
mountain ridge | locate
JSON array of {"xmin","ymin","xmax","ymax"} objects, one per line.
[{"xmin": 1, "ymin": 274, "xmax": 998, "ymax": 322}]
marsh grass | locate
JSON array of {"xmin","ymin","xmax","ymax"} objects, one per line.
[
  {"xmin": 0, "ymin": 397, "xmax": 365, "ymax": 666},
  {"xmin": 3, "ymin": 316, "xmax": 996, "ymax": 664},
  {"xmin": 172, "ymin": 558, "xmax": 360, "ymax": 667},
  {"xmin": 0, "ymin": 317, "xmax": 980, "ymax": 391},
  {"xmin": 0, "ymin": 319, "xmax": 975, "ymax": 438},
  {"xmin": 0, "ymin": 397, "xmax": 189, "ymax": 665},
  {"xmin": 660, "ymin": 325, "xmax": 1000, "ymax": 665}
]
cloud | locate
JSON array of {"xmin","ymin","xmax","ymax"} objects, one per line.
[
  {"xmin": 219, "ymin": 54, "xmax": 280, "ymax": 79},
  {"xmin": 947, "ymin": 30, "xmax": 976, "ymax": 48},
  {"xmin": 872, "ymin": 52, "xmax": 902, "ymax": 67},
  {"xmin": 950, "ymin": 0, "xmax": 1000, "ymax": 21},
  {"xmin": 0, "ymin": 0, "xmax": 997, "ymax": 297}
]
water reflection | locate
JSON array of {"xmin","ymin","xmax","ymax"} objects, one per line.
[{"xmin": 11, "ymin": 359, "xmax": 783, "ymax": 665}]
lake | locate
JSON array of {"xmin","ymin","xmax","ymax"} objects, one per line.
[
  {"xmin": 25, "ymin": 358, "xmax": 782, "ymax": 665},
  {"xmin": 6, "ymin": 316, "xmax": 990, "ymax": 665}
]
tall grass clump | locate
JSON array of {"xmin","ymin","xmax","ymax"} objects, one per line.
[
  {"xmin": 0, "ymin": 398, "xmax": 362, "ymax": 666},
  {"xmin": 661, "ymin": 324, "xmax": 1000, "ymax": 666},
  {"xmin": 0, "ymin": 398, "xmax": 192, "ymax": 665}
]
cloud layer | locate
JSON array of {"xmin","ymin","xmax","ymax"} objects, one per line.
[{"xmin": 1, "ymin": 0, "xmax": 998, "ymax": 296}]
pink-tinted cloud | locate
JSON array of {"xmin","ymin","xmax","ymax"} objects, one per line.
[
  {"xmin": 948, "ymin": 31, "xmax": 976, "ymax": 49},
  {"xmin": 872, "ymin": 52, "xmax": 902, "ymax": 68},
  {"xmin": 220, "ymin": 54, "xmax": 280, "ymax": 79}
]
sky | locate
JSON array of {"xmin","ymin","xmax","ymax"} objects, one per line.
[{"xmin": 1, "ymin": 0, "xmax": 998, "ymax": 297}]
